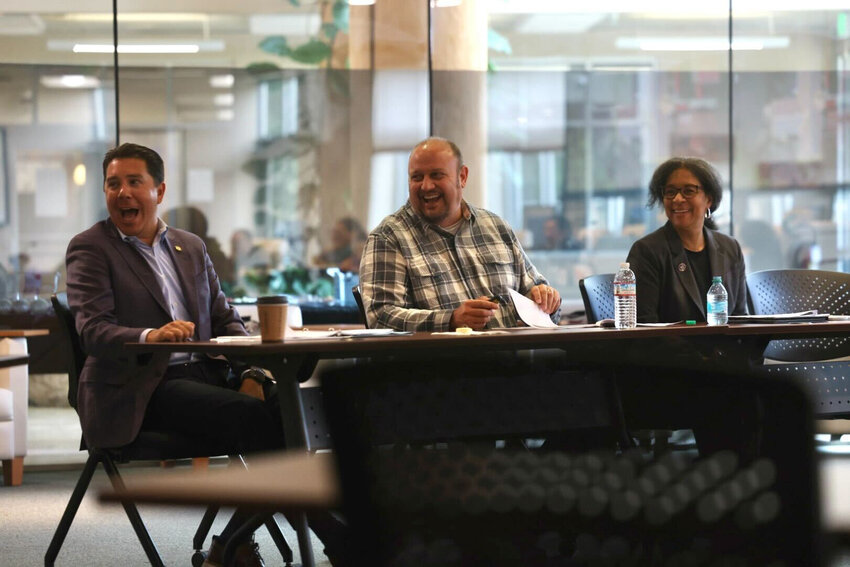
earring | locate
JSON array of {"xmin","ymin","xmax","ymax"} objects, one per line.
[{"xmin": 705, "ymin": 208, "xmax": 712, "ymax": 219}]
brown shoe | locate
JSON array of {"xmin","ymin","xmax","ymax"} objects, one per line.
[{"xmin": 202, "ymin": 536, "xmax": 265, "ymax": 567}]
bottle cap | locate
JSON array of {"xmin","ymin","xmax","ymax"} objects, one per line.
[
  {"xmin": 619, "ymin": 262, "xmax": 630, "ymax": 269},
  {"xmin": 686, "ymin": 320, "xmax": 696, "ymax": 325}
]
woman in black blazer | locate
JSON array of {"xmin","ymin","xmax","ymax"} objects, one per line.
[{"xmin": 626, "ymin": 157, "xmax": 748, "ymax": 323}]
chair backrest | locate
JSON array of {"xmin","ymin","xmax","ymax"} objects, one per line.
[
  {"xmin": 747, "ymin": 269, "xmax": 850, "ymax": 361},
  {"xmin": 578, "ymin": 273, "xmax": 615, "ymax": 323},
  {"xmin": 51, "ymin": 292, "xmax": 85, "ymax": 410},
  {"xmin": 351, "ymin": 285, "xmax": 367, "ymax": 327},
  {"xmin": 50, "ymin": 292, "xmax": 220, "ymax": 458}
]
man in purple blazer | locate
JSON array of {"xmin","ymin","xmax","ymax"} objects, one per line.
[{"xmin": 65, "ymin": 143, "xmax": 344, "ymax": 566}]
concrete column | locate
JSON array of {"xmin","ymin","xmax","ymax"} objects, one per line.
[{"xmin": 431, "ymin": 1, "xmax": 488, "ymax": 208}]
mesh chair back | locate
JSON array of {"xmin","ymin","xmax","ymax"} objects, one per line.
[
  {"xmin": 747, "ymin": 269, "xmax": 850, "ymax": 361},
  {"xmin": 579, "ymin": 273, "xmax": 615, "ymax": 323},
  {"xmin": 322, "ymin": 354, "xmax": 822, "ymax": 567}
]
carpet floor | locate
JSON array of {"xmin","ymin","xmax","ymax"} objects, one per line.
[{"xmin": 1, "ymin": 465, "xmax": 332, "ymax": 566}]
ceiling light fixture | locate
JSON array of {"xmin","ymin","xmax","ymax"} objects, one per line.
[
  {"xmin": 487, "ymin": 0, "xmax": 849, "ymax": 13},
  {"xmin": 209, "ymin": 74, "xmax": 235, "ymax": 88},
  {"xmin": 615, "ymin": 36, "xmax": 790, "ymax": 51},
  {"xmin": 40, "ymin": 75, "xmax": 101, "ymax": 89},
  {"xmin": 62, "ymin": 13, "xmax": 209, "ymax": 23},
  {"xmin": 73, "ymin": 164, "xmax": 87, "ymax": 187},
  {"xmin": 214, "ymin": 93, "xmax": 235, "ymax": 107},
  {"xmin": 73, "ymin": 43, "xmax": 200, "ymax": 54}
]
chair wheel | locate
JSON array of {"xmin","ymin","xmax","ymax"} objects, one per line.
[{"xmin": 191, "ymin": 550, "xmax": 208, "ymax": 567}]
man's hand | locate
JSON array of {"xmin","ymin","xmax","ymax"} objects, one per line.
[
  {"xmin": 450, "ymin": 297, "xmax": 499, "ymax": 330},
  {"xmin": 148, "ymin": 320, "xmax": 195, "ymax": 342},
  {"xmin": 529, "ymin": 284, "xmax": 561, "ymax": 315}
]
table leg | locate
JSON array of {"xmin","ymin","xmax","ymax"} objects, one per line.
[{"xmin": 258, "ymin": 354, "xmax": 317, "ymax": 567}]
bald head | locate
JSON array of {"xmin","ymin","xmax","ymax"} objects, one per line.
[{"xmin": 407, "ymin": 137, "xmax": 468, "ymax": 227}]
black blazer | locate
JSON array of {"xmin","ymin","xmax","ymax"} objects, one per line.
[
  {"xmin": 626, "ymin": 222, "xmax": 748, "ymax": 323},
  {"xmin": 65, "ymin": 219, "xmax": 246, "ymax": 448}
]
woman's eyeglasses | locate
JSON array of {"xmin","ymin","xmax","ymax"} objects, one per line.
[{"xmin": 662, "ymin": 184, "xmax": 701, "ymax": 199}]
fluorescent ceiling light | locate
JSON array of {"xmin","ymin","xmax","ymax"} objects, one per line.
[
  {"xmin": 487, "ymin": 0, "xmax": 850, "ymax": 13},
  {"xmin": 214, "ymin": 93, "xmax": 235, "ymax": 107},
  {"xmin": 73, "ymin": 164, "xmax": 87, "ymax": 187},
  {"xmin": 209, "ymin": 74, "xmax": 235, "ymax": 88},
  {"xmin": 62, "ymin": 13, "xmax": 209, "ymax": 23},
  {"xmin": 40, "ymin": 75, "xmax": 101, "ymax": 89},
  {"xmin": 591, "ymin": 62, "xmax": 655, "ymax": 71},
  {"xmin": 616, "ymin": 36, "xmax": 790, "ymax": 51},
  {"xmin": 74, "ymin": 44, "xmax": 199, "ymax": 54},
  {"xmin": 49, "ymin": 40, "xmax": 225, "ymax": 54},
  {"xmin": 217, "ymin": 109, "xmax": 235, "ymax": 121}
]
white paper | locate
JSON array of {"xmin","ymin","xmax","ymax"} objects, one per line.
[
  {"xmin": 187, "ymin": 168, "xmax": 214, "ymax": 202},
  {"xmin": 211, "ymin": 335, "xmax": 262, "ymax": 343},
  {"xmin": 508, "ymin": 289, "xmax": 559, "ymax": 328}
]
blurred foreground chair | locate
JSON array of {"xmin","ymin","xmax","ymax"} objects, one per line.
[
  {"xmin": 321, "ymin": 353, "xmax": 821, "ymax": 566},
  {"xmin": 747, "ymin": 269, "xmax": 850, "ymax": 438},
  {"xmin": 45, "ymin": 293, "xmax": 293, "ymax": 567}
]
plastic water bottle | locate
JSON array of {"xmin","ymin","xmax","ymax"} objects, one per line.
[
  {"xmin": 613, "ymin": 262, "xmax": 637, "ymax": 329},
  {"xmin": 706, "ymin": 276, "xmax": 728, "ymax": 326}
]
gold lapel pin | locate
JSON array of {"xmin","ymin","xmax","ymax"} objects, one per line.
[{"xmin": 175, "ymin": 245, "xmax": 183, "ymax": 252}]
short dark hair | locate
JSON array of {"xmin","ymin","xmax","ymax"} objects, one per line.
[
  {"xmin": 412, "ymin": 137, "xmax": 464, "ymax": 173},
  {"xmin": 102, "ymin": 143, "xmax": 165, "ymax": 186},
  {"xmin": 647, "ymin": 157, "xmax": 723, "ymax": 230}
]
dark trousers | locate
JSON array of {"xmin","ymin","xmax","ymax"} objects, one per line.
[
  {"xmin": 141, "ymin": 359, "xmax": 346, "ymax": 552},
  {"xmin": 141, "ymin": 359, "xmax": 285, "ymax": 455}
]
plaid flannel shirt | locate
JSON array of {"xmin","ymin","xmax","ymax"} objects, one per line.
[{"xmin": 360, "ymin": 201, "xmax": 560, "ymax": 331}]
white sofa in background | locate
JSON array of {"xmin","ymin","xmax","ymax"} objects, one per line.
[{"xmin": 0, "ymin": 338, "xmax": 27, "ymax": 486}]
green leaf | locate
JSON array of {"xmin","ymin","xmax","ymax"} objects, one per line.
[
  {"xmin": 259, "ymin": 36, "xmax": 291, "ymax": 57},
  {"xmin": 332, "ymin": 0, "xmax": 349, "ymax": 32},
  {"xmin": 321, "ymin": 22, "xmax": 339, "ymax": 42},
  {"xmin": 488, "ymin": 28, "xmax": 512, "ymax": 54},
  {"xmin": 288, "ymin": 39, "xmax": 333, "ymax": 65},
  {"xmin": 288, "ymin": 0, "xmax": 301, "ymax": 6},
  {"xmin": 245, "ymin": 62, "xmax": 280, "ymax": 74}
]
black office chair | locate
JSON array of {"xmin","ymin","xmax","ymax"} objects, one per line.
[
  {"xmin": 321, "ymin": 353, "xmax": 822, "ymax": 566},
  {"xmin": 45, "ymin": 293, "xmax": 294, "ymax": 567},
  {"xmin": 747, "ymin": 269, "xmax": 850, "ymax": 422},
  {"xmin": 578, "ymin": 273, "xmax": 615, "ymax": 323},
  {"xmin": 352, "ymin": 285, "xmax": 368, "ymax": 327}
]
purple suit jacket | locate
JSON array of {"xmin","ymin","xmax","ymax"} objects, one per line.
[{"xmin": 65, "ymin": 219, "xmax": 245, "ymax": 448}]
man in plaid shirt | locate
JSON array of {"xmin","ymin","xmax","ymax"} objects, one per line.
[{"xmin": 360, "ymin": 137, "xmax": 561, "ymax": 331}]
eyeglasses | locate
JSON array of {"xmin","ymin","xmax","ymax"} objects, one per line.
[{"xmin": 662, "ymin": 184, "xmax": 701, "ymax": 199}]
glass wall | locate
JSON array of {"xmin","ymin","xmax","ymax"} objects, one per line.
[{"xmin": 1, "ymin": 0, "xmax": 849, "ymax": 311}]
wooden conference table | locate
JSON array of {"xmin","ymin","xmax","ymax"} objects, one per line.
[
  {"xmin": 125, "ymin": 320, "xmax": 850, "ymax": 566},
  {"xmin": 0, "ymin": 329, "xmax": 50, "ymax": 339}
]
